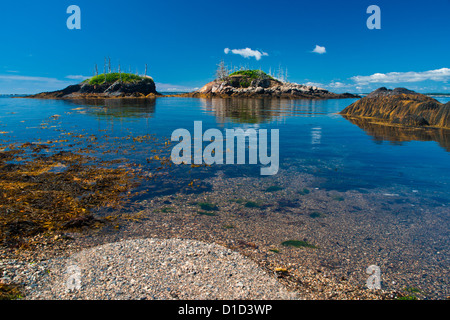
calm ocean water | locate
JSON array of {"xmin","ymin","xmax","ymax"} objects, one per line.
[
  {"xmin": 1, "ymin": 95, "xmax": 449, "ymax": 297},
  {"xmin": 1, "ymin": 95, "xmax": 449, "ymax": 200}
]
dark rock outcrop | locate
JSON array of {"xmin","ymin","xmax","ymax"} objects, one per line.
[
  {"xmin": 28, "ymin": 78, "xmax": 160, "ymax": 99},
  {"xmin": 340, "ymin": 87, "xmax": 450, "ymax": 129},
  {"xmin": 364, "ymin": 87, "xmax": 418, "ymax": 98}
]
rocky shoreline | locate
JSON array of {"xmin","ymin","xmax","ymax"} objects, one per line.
[
  {"xmin": 3, "ymin": 167, "xmax": 439, "ymax": 300},
  {"xmin": 172, "ymin": 76, "xmax": 359, "ymax": 99},
  {"xmin": 3, "ymin": 238, "xmax": 298, "ymax": 300},
  {"xmin": 27, "ymin": 77, "xmax": 161, "ymax": 99},
  {"xmin": 25, "ymin": 72, "xmax": 359, "ymax": 100},
  {"xmin": 340, "ymin": 87, "xmax": 450, "ymax": 129}
]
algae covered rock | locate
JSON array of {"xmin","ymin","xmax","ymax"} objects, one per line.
[{"xmin": 340, "ymin": 87, "xmax": 450, "ymax": 129}]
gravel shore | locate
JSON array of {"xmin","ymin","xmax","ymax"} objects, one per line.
[
  {"xmin": 1, "ymin": 168, "xmax": 447, "ymax": 300},
  {"xmin": 3, "ymin": 238, "xmax": 298, "ymax": 300}
]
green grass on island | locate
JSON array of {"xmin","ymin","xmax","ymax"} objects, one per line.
[
  {"xmin": 228, "ymin": 69, "xmax": 274, "ymax": 80},
  {"xmin": 84, "ymin": 73, "xmax": 154, "ymax": 85}
]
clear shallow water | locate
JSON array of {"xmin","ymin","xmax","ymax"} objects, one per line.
[
  {"xmin": 1, "ymin": 95, "xmax": 449, "ymax": 298},
  {"xmin": 1, "ymin": 96, "xmax": 449, "ymax": 201}
]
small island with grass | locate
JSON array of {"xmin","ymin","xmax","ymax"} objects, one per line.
[
  {"xmin": 27, "ymin": 61, "xmax": 359, "ymax": 100},
  {"xmin": 28, "ymin": 72, "xmax": 160, "ymax": 99},
  {"xmin": 176, "ymin": 66, "xmax": 359, "ymax": 99}
]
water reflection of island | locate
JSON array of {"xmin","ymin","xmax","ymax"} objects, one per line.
[
  {"xmin": 199, "ymin": 98, "xmax": 330, "ymax": 124},
  {"xmin": 343, "ymin": 116, "xmax": 450, "ymax": 152},
  {"xmin": 66, "ymin": 98, "xmax": 156, "ymax": 120}
]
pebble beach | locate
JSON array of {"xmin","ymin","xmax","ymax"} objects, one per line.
[{"xmin": 2, "ymin": 168, "xmax": 447, "ymax": 300}]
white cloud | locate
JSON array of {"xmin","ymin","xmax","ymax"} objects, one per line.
[
  {"xmin": 351, "ymin": 68, "xmax": 450, "ymax": 84},
  {"xmin": 299, "ymin": 68, "xmax": 450, "ymax": 93},
  {"xmin": 328, "ymin": 81, "xmax": 349, "ymax": 88},
  {"xmin": 66, "ymin": 75, "xmax": 90, "ymax": 80},
  {"xmin": 304, "ymin": 81, "xmax": 351, "ymax": 89},
  {"xmin": 0, "ymin": 75, "xmax": 66, "ymax": 83},
  {"xmin": 312, "ymin": 45, "xmax": 326, "ymax": 54},
  {"xmin": 156, "ymin": 82, "xmax": 198, "ymax": 92},
  {"xmin": 304, "ymin": 81, "xmax": 325, "ymax": 88},
  {"xmin": 0, "ymin": 74, "xmax": 76, "ymax": 94},
  {"xmin": 224, "ymin": 47, "xmax": 268, "ymax": 60}
]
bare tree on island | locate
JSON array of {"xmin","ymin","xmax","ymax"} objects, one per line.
[
  {"xmin": 277, "ymin": 64, "xmax": 284, "ymax": 83},
  {"xmin": 118, "ymin": 61, "xmax": 122, "ymax": 82},
  {"xmin": 273, "ymin": 64, "xmax": 289, "ymax": 83},
  {"xmin": 216, "ymin": 60, "xmax": 229, "ymax": 81},
  {"xmin": 94, "ymin": 57, "xmax": 150, "ymax": 84},
  {"xmin": 103, "ymin": 57, "xmax": 107, "ymax": 83}
]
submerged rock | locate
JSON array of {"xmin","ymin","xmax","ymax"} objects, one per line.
[
  {"xmin": 4, "ymin": 220, "xmax": 43, "ymax": 238},
  {"xmin": 340, "ymin": 87, "xmax": 450, "ymax": 129}
]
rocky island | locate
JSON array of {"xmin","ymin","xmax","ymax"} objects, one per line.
[
  {"xmin": 174, "ymin": 70, "xmax": 359, "ymax": 99},
  {"xmin": 26, "ymin": 69, "xmax": 358, "ymax": 100},
  {"xmin": 340, "ymin": 87, "xmax": 450, "ymax": 129},
  {"xmin": 27, "ymin": 73, "xmax": 161, "ymax": 99}
]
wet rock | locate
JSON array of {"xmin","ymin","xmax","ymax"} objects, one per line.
[
  {"xmin": 27, "ymin": 78, "xmax": 160, "ymax": 99},
  {"xmin": 366, "ymin": 87, "xmax": 418, "ymax": 98},
  {"xmin": 392, "ymin": 114, "xmax": 430, "ymax": 126},
  {"xmin": 340, "ymin": 87, "xmax": 450, "ymax": 128}
]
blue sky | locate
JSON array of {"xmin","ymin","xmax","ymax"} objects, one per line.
[{"xmin": 0, "ymin": 0, "xmax": 449, "ymax": 94}]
